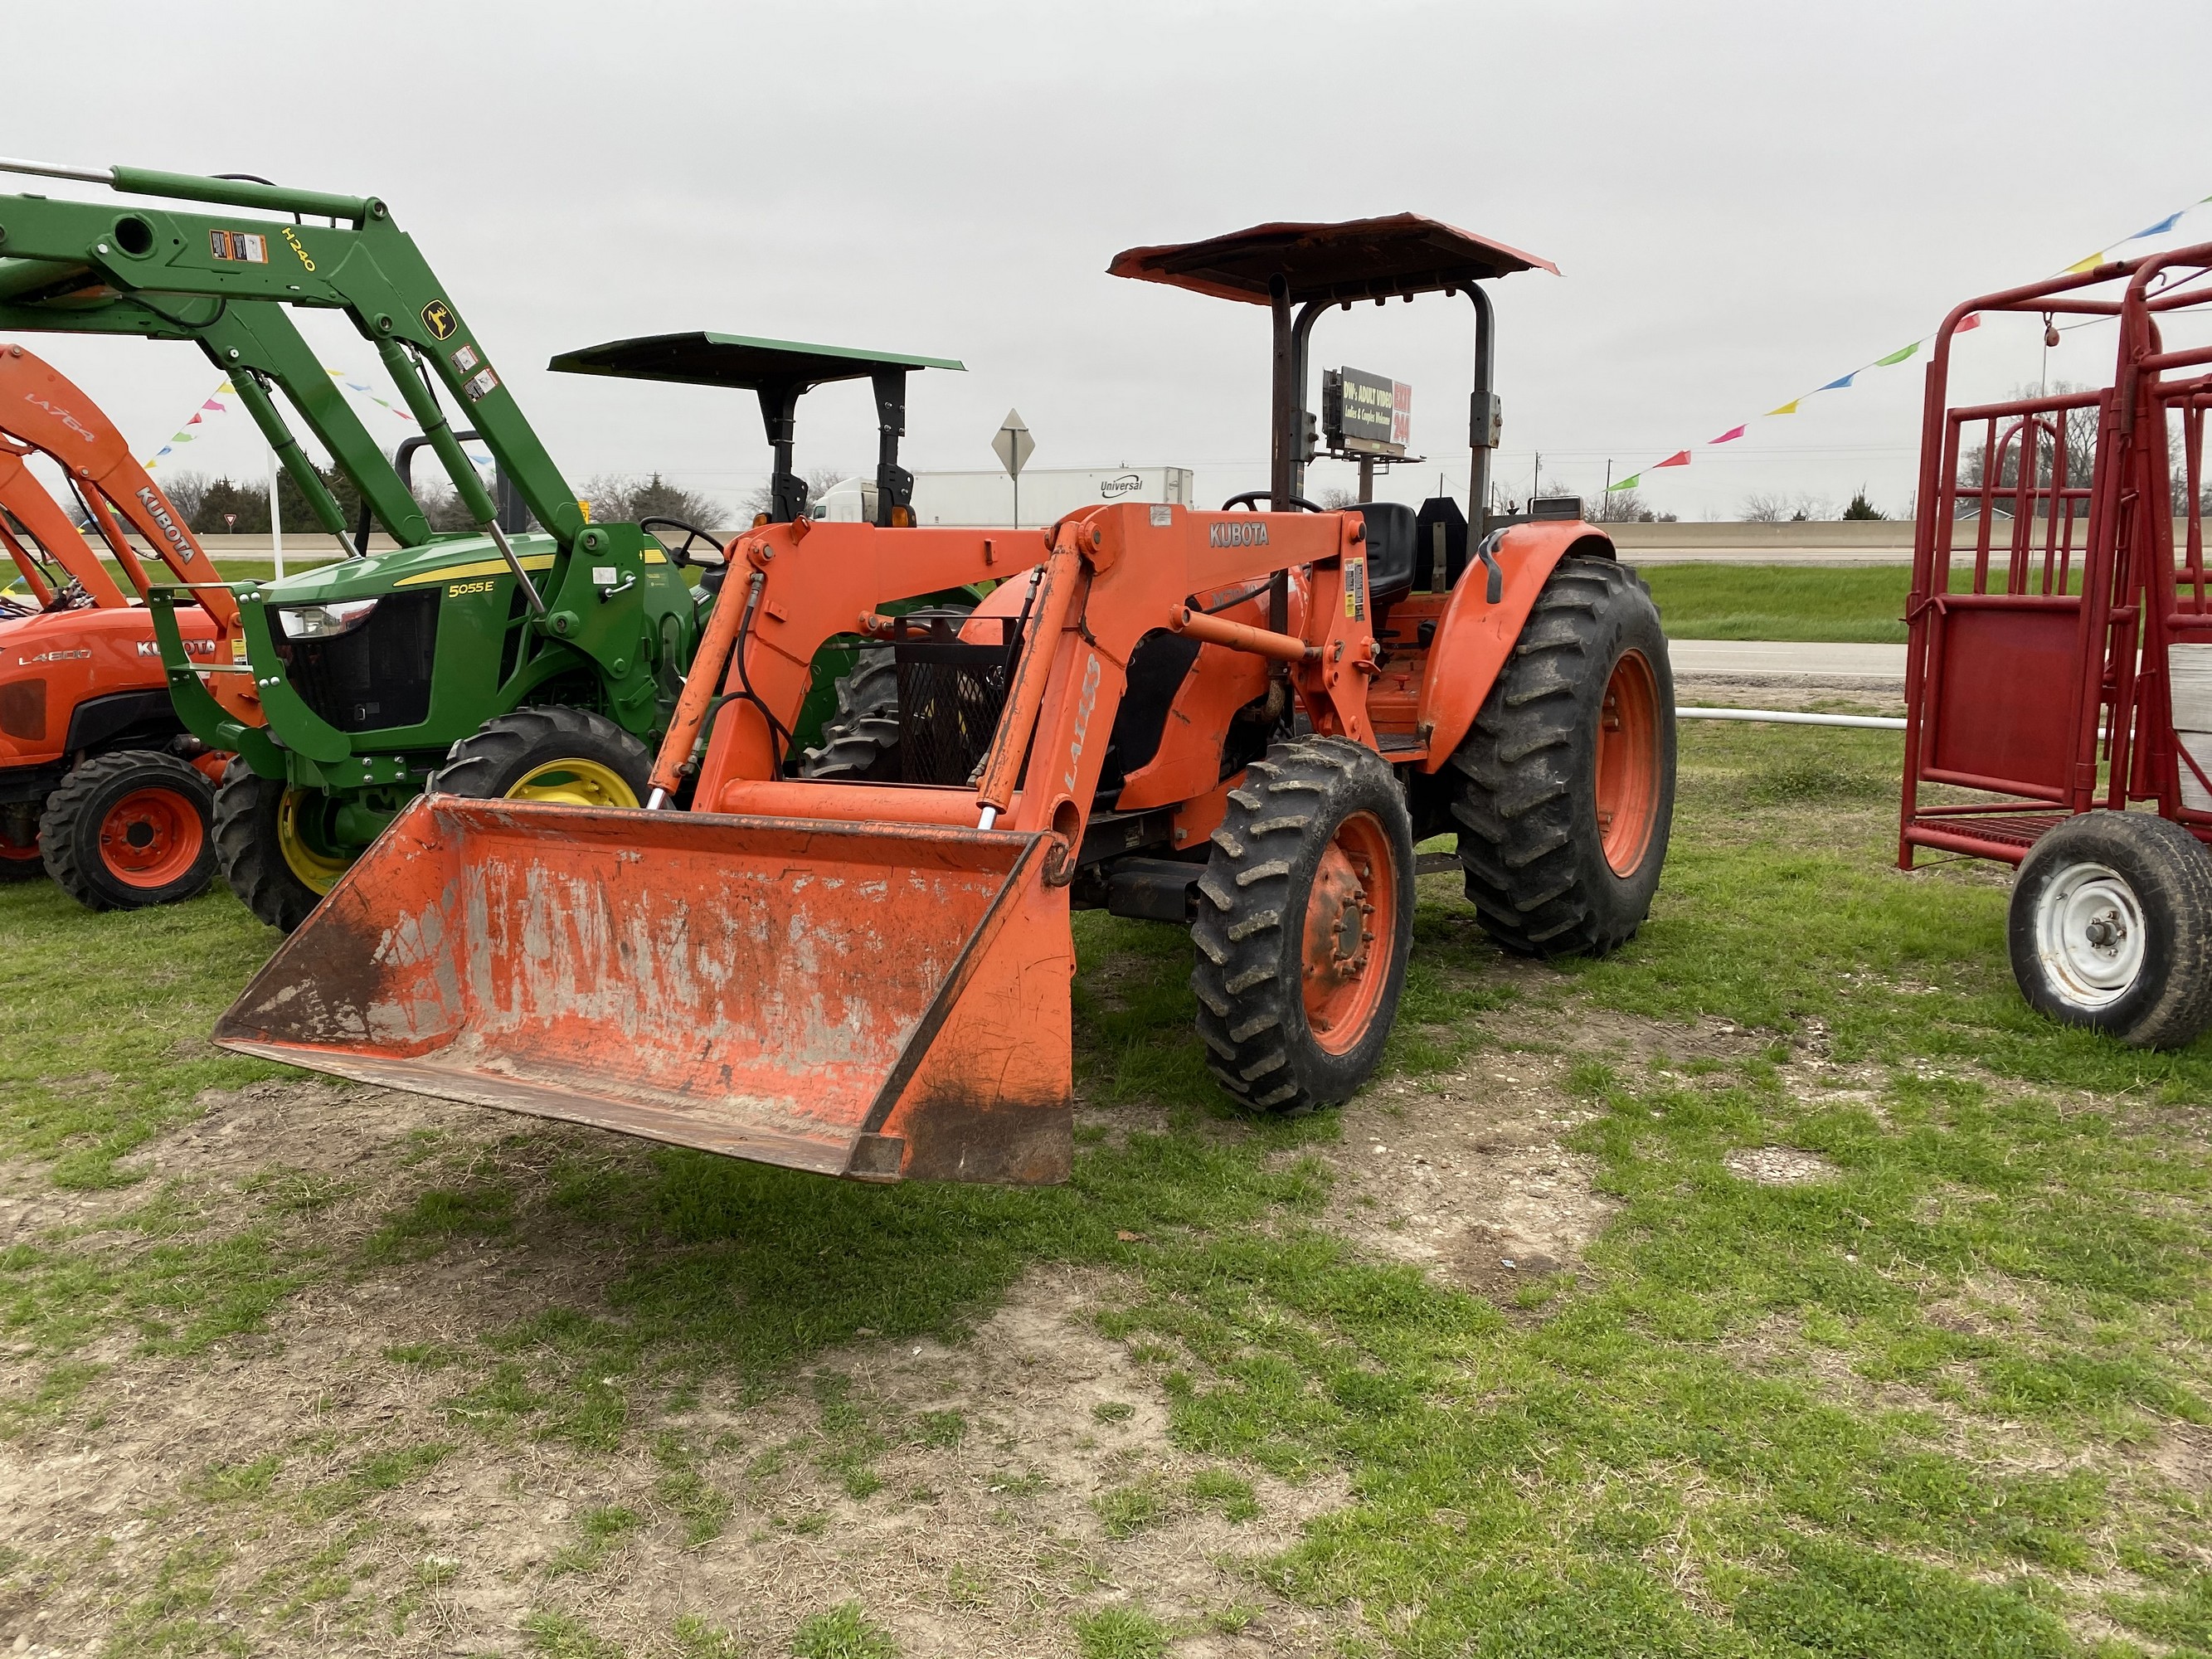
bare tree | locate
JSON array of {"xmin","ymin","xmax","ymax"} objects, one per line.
[
  {"xmin": 1743, "ymin": 491, "xmax": 1830, "ymax": 523},
  {"xmin": 1314, "ymin": 486, "xmax": 1358, "ymax": 511},
  {"xmin": 738, "ymin": 465, "xmax": 853, "ymax": 523},
  {"xmin": 1592, "ymin": 488, "xmax": 1657, "ymax": 523},
  {"xmin": 586, "ymin": 471, "xmax": 722, "ymax": 527}
]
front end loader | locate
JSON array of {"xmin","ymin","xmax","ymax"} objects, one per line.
[
  {"xmin": 0, "ymin": 344, "xmax": 251, "ymax": 907},
  {"xmin": 0, "ymin": 160, "xmax": 706, "ymax": 930},
  {"xmin": 216, "ymin": 215, "xmax": 1678, "ymax": 1186}
]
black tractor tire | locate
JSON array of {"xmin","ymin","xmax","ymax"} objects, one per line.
[
  {"xmin": 800, "ymin": 604, "xmax": 979, "ymax": 783},
  {"xmin": 1190, "ymin": 737, "xmax": 1416, "ymax": 1115},
  {"xmin": 800, "ymin": 648, "xmax": 903, "ymax": 782},
  {"xmin": 39, "ymin": 750, "xmax": 217, "ymax": 911},
  {"xmin": 428, "ymin": 705, "xmax": 653, "ymax": 805},
  {"xmin": 1446, "ymin": 554, "xmax": 1675, "ymax": 956},
  {"xmin": 214, "ymin": 760, "xmax": 343, "ymax": 934},
  {"xmin": 2008, "ymin": 810, "xmax": 2212, "ymax": 1049}
]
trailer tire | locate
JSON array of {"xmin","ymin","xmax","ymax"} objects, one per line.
[
  {"xmin": 2008, "ymin": 810, "xmax": 2212, "ymax": 1049},
  {"xmin": 430, "ymin": 706, "xmax": 652, "ymax": 806},
  {"xmin": 40, "ymin": 750, "xmax": 216, "ymax": 910},
  {"xmin": 799, "ymin": 649, "xmax": 903, "ymax": 782},
  {"xmin": 1447, "ymin": 554, "xmax": 1675, "ymax": 956},
  {"xmin": 1191, "ymin": 737, "xmax": 1415, "ymax": 1115},
  {"xmin": 214, "ymin": 761, "xmax": 348, "ymax": 934}
]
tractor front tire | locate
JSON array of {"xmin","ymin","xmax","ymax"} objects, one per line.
[
  {"xmin": 40, "ymin": 750, "xmax": 217, "ymax": 911},
  {"xmin": 1191, "ymin": 737, "xmax": 1415, "ymax": 1114},
  {"xmin": 800, "ymin": 649, "xmax": 903, "ymax": 781},
  {"xmin": 214, "ymin": 761, "xmax": 349, "ymax": 934},
  {"xmin": 429, "ymin": 706, "xmax": 652, "ymax": 805},
  {"xmin": 1447, "ymin": 554, "xmax": 1675, "ymax": 956},
  {"xmin": 2008, "ymin": 810, "xmax": 2212, "ymax": 1048}
]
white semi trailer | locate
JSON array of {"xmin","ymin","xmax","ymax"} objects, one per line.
[{"xmin": 812, "ymin": 466, "xmax": 1194, "ymax": 528}]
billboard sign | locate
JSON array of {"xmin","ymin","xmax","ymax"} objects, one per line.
[{"xmin": 1323, "ymin": 367, "xmax": 1412, "ymax": 455}]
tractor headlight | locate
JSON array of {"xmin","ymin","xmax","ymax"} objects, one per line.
[{"xmin": 277, "ymin": 598, "xmax": 381, "ymax": 640}]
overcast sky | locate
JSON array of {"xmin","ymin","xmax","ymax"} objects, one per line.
[{"xmin": 9, "ymin": 0, "xmax": 2212, "ymax": 524}]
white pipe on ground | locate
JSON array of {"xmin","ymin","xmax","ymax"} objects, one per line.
[{"xmin": 1677, "ymin": 707, "xmax": 1906, "ymax": 731}]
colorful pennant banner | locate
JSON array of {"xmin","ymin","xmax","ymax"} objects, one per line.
[
  {"xmin": 1608, "ymin": 190, "xmax": 2212, "ymax": 493},
  {"xmin": 144, "ymin": 364, "xmax": 423, "ymax": 469}
]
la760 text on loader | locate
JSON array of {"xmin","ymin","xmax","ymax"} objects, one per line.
[{"xmin": 216, "ymin": 216, "xmax": 1678, "ymax": 1185}]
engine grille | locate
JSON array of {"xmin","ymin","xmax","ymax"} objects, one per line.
[{"xmin": 282, "ymin": 591, "xmax": 440, "ymax": 734}]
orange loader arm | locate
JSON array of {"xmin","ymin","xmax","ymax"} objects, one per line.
[
  {"xmin": 0, "ymin": 438, "xmax": 128, "ymax": 608},
  {"xmin": 0, "ymin": 343, "xmax": 254, "ymax": 721}
]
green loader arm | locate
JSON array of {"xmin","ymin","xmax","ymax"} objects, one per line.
[
  {"xmin": 0, "ymin": 290, "xmax": 435, "ymax": 550},
  {"xmin": 0, "ymin": 161, "xmax": 581, "ymax": 554}
]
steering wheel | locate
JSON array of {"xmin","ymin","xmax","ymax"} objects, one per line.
[
  {"xmin": 639, "ymin": 517, "xmax": 727, "ymax": 567},
  {"xmin": 1219, "ymin": 489, "xmax": 1323, "ymax": 513}
]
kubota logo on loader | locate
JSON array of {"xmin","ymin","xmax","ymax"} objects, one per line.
[
  {"xmin": 134, "ymin": 487, "xmax": 194, "ymax": 559},
  {"xmin": 1208, "ymin": 520, "xmax": 1267, "ymax": 547},
  {"xmin": 22, "ymin": 393, "xmax": 95, "ymax": 442},
  {"xmin": 421, "ymin": 299, "xmax": 458, "ymax": 341},
  {"xmin": 1063, "ymin": 650, "xmax": 1103, "ymax": 793}
]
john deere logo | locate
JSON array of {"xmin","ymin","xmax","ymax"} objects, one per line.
[{"xmin": 421, "ymin": 299, "xmax": 458, "ymax": 341}]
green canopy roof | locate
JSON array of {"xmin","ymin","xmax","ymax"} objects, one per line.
[{"xmin": 547, "ymin": 332, "xmax": 964, "ymax": 390}]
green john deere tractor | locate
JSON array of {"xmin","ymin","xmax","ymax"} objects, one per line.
[{"xmin": 0, "ymin": 159, "xmax": 959, "ymax": 928}]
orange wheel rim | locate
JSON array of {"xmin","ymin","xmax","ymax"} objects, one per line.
[
  {"xmin": 96, "ymin": 786, "xmax": 202, "ymax": 888},
  {"xmin": 1300, "ymin": 810, "xmax": 1398, "ymax": 1056},
  {"xmin": 1595, "ymin": 648, "xmax": 1660, "ymax": 877},
  {"xmin": 0, "ymin": 837, "xmax": 38, "ymax": 864}
]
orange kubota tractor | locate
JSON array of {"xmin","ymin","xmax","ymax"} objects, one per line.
[
  {"xmin": 212, "ymin": 216, "xmax": 1676, "ymax": 1184},
  {"xmin": 0, "ymin": 344, "xmax": 255, "ymax": 907}
]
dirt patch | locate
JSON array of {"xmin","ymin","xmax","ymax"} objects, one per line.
[
  {"xmin": 1, "ymin": 1264, "xmax": 1353, "ymax": 1657},
  {"xmin": 1324, "ymin": 1052, "xmax": 1615, "ymax": 1294},
  {"xmin": 1725, "ymin": 1146, "xmax": 1838, "ymax": 1186}
]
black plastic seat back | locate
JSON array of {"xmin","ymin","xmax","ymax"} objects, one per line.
[
  {"xmin": 1414, "ymin": 497, "xmax": 1468, "ymax": 590},
  {"xmin": 1352, "ymin": 502, "xmax": 1417, "ymax": 610}
]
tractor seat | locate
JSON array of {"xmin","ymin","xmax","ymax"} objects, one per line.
[{"xmin": 1351, "ymin": 502, "xmax": 1417, "ymax": 613}]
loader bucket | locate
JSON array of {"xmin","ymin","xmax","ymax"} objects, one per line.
[{"xmin": 215, "ymin": 797, "xmax": 1074, "ymax": 1184}]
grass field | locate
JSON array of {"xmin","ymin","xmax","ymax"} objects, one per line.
[
  {"xmin": 5, "ymin": 730, "xmax": 2212, "ymax": 1654},
  {"xmin": 1631, "ymin": 563, "xmax": 2070, "ymax": 645}
]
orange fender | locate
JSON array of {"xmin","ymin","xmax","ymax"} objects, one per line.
[{"xmin": 1415, "ymin": 521, "xmax": 1616, "ymax": 773}]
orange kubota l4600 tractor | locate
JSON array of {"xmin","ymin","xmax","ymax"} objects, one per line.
[
  {"xmin": 212, "ymin": 216, "xmax": 1677, "ymax": 1184},
  {"xmin": 0, "ymin": 345, "xmax": 254, "ymax": 907}
]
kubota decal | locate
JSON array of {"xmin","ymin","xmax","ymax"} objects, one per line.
[
  {"xmin": 135, "ymin": 487, "xmax": 196, "ymax": 561},
  {"xmin": 1209, "ymin": 519, "xmax": 1268, "ymax": 547},
  {"xmin": 138, "ymin": 639, "xmax": 215, "ymax": 657},
  {"xmin": 1063, "ymin": 649, "xmax": 1103, "ymax": 793},
  {"xmin": 18, "ymin": 649, "xmax": 90, "ymax": 664}
]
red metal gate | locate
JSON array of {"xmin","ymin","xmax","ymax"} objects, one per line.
[{"xmin": 1900, "ymin": 245, "xmax": 2212, "ymax": 867}]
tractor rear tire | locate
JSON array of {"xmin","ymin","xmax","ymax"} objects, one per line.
[
  {"xmin": 800, "ymin": 649, "xmax": 903, "ymax": 781},
  {"xmin": 39, "ymin": 750, "xmax": 217, "ymax": 911},
  {"xmin": 2008, "ymin": 810, "xmax": 2212, "ymax": 1048},
  {"xmin": 429, "ymin": 706, "xmax": 653, "ymax": 805},
  {"xmin": 214, "ymin": 761, "xmax": 348, "ymax": 934},
  {"xmin": 1447, "ymin": 554, "xmax": 1675, "ymax": 956},
  {"xmin": 1190, "ymin": 737, "xmax": 1415, "ymax": 1114}
]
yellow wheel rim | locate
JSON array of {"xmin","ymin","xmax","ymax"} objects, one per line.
[
  {"xmin": 277, "ymin": 789, "xmax": 352, "ymax": 896},
  {"xmin": 504, "ymin": 758, "xmax": 639, "ymax": 809}
]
